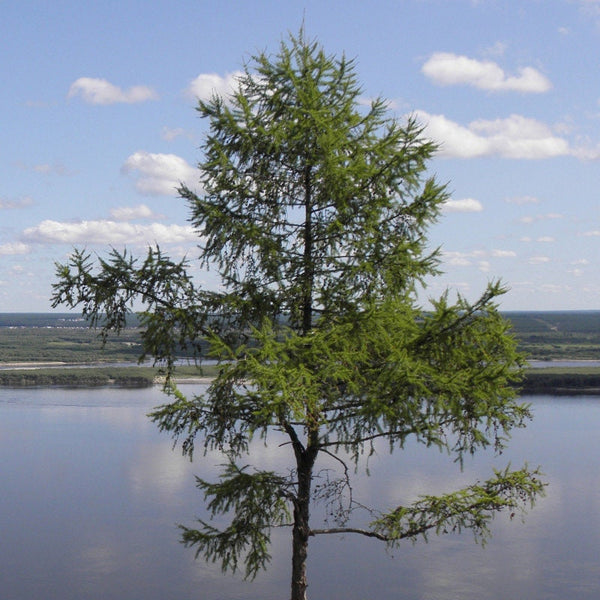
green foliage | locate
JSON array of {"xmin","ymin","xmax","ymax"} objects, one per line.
[
  {"xmin": 507, "ymin": 311, "xmax": 600, "ymax": 359},
  {"xmin": 371, "ymin": 465, "xmax": 545, "ymax": 545},
  {"xmin": 180, "ymin": 463, "xmax": 291, "ymax": 579},
  {"xmin": 52, "ymin": 30, "xmax": 545, "ymax": 599}
]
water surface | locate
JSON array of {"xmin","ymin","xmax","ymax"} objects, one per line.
[{"xmin": 1, "ymin": 387, "xmax": 599, "ymax": 599}]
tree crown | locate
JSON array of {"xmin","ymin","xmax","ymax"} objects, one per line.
[{"xmin": 52, "ymin": 31, "xmax": 544, "ymax": 598}]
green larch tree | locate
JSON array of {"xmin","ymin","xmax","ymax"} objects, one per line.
[{"xmin": 52, "ymin": 31, "xmax": 545, "ymax": 600}]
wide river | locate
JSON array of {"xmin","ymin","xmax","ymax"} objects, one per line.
[{"xmin": 1, "ymin": 385, "xmax": 599, "ymax": 600}]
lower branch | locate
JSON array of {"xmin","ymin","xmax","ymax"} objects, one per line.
[
  {"xmin": 310, "ymin": 527, "xmax": 387, "ymax": 540},
  {"xmin": 372, "ymin": 465, "xmax": 546, "ymax": 547},
  {"xmin": 311, "ymin": 465, "xmax": 546, "ymax": 547}
]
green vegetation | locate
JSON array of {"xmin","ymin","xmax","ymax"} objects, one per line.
[
  {"xmin": 0, "ymin": 321, "xmax": 143, "ymax": 363},
  {"xmin": 0, "ymin": 364, "xmax": 219, "ymax": 387},
  {"xmin": 50, "ymin": 31, "xmax": 544, "ymax": 600},
  {"xmin": 506, "ymin": 311, "xmax": 600, "ymax": 360},
  {"xmin": 0, "ymin": 366, "xmax": 155, "ymax": 387},
  {"xmin": 2, "ymin": 311, "xmax": 598, "ymax": 365},
  {"xmin": 519, "ymin": 367, "xmax": 600, "ymax": 395},
  {"xmin": 2, "ymin": 312, "xmax": 598, "ymax": 390}
]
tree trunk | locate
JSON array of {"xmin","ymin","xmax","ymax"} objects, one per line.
[{"xmin": 290, "ymin": 450, "xmax": 315, "ymax": 600}]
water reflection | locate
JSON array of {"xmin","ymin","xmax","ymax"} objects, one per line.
[{"xmin": 1, "ymin": 388, "xmax": 600, "ymax": 599}]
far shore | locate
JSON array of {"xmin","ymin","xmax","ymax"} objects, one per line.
[
  {"xmin": 0, "ymin": 361, "xmax": 70, "ymax": 368},
  {"xmin": 0, "ymin": 361, "xmax": 599, "ymax": 394}
]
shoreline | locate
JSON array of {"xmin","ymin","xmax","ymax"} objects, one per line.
[{"xmin": 1, "ymin": 363, "xmax": 599, "ymax": 394}]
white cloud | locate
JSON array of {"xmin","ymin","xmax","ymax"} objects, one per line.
[
  {"xmin": 478, "ymin": 260, "xmax": 491, "ymax": 272},
  {"xmin": 109, "ymin": 204, "xmax": 164, "ymax": 221},
  {"xmin": 443, "ymin": 251, "xmax": 472, "ymax": 267},
  {"xmin": 415, "ymin": 111, "xmax": 571, "ymax": 159},
  {"xmin": 536, "ymin": 236, "xmax": 555, "ymax": 243},
  {"xmin": 492, "ymin": 249, "xmax": 517, "ymax": 258},
  {"xmin": 68, "ymin": 78, "xmax": 158, "ymax": 105},
  {"xmin": 22, "ymin": 220, "xmax": 197, "ymax": 246},
  {"xmin": 161, "ymin": 127, "xmax": 191, "ymax": 141},
  {"xmin": 0, "ymin": 196, "xmax": 33, "ymax": 209},
  {"xmin": 528, "ymin": 256, "xmax": 551, "ymax": 264},
  {"xmin": 519, "ymin": 213, "xmax": 564, "ymax": 224},
  {"xmin": 0, "ymin": 242, "xmax": 30, "ymax": 256},
  {"xmin": 122, "ymin": 151, "xmax": 197, "ymax": 196},
  {"xmin": 582, "ymin": 230, "xmax": 600, "ymax": 236},
  {"xmin": 442, "ymin": 198, "xmax": 483, "ymax": 213},
  {"xmin": 186, "ymin": 71, "xmax": 243, "ymax": 102},
  {"xmin": 28, "ymin": 163, "xmax": 73, "ymax": 176},
  {"xmin": 422, "ymin": 52, "xmax": 552, "ymax": 93},
  {"xmin": 505, "ymin": 195, "xmax": 540, "ymax": 205},
  {"xmin": 483, "ymin": 42, "xmax": 507, "ymax": 58}
]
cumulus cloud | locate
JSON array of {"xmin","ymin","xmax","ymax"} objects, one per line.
[
  {"xmin": 581, "ymin": 229, "xmax": 600, "ymax": 236},
  {"xmin": 0, "ymin": 242, "xmax": 30, "ymax": 256},
  {"xmin": 68, "ymin": 77, "xmax": 158, "ymax": 105},
  {"xmin": 422, "ymin": 52, "xmax": 552, "ymax": 93},
  {"xmin": 442, "ymin": 198, "xmax": 483, "ymax": 213},
  {"xmin": 186, "ymin": 71, "xmax": 243, "ymax": 102},
  {"xmin": 122, "ymin": 151, "xmax": 197, "ymax": 196},
  {"xmin": 109, "ymin": 204, "xmax": 164, "ymax": 221},
  {"xmin": 415, "ymin": 111, "xmax": 572, "ymax": 159},
  {"xmin": 23, "ymin": 220, "xmax": 197, "ymax": 246},
  {"xmin": 536, "ymin": 236, "xmax": 555, "ymax": 243}
]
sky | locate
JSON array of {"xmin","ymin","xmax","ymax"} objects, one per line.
[{"xmin": 1, "ymin": 0, "xmax": 599, "ymax": 312}]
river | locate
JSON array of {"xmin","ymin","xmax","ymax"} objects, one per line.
[{"xmin": 1, "ymin": 386, "xmax": 599, "ymax": 599}]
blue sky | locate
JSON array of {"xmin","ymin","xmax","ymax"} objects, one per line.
[{"xmin": 1, "ymin": 0, "xmax": 599, "ymax": 312}]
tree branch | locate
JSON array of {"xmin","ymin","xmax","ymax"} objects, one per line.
[{"xmin": 309, "ymin": 527, "xmax": 388, "ymax": 540}]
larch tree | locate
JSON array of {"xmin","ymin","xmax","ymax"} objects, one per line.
[{"xmin": 52, "ymin": 31, "xmax": 545, "ymax": 600}]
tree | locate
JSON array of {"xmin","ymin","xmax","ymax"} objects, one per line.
[{"xmin": 52, "ymin": 31, "xmax": 545, "ymax": 600}]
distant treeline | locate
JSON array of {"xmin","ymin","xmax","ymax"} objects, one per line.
[
  {"xmin": 505, "ymin": 311, "xmax": 600, "ymax": 360},
  {"xmin": 0, "ymin": 312, "xmax": 599, "ymax": 392},
  {"xmin": 0, "ymin": 367, "xmax": 155, "ymax": 388},
  {"xmin": 518, "ymin": 368, "xmax": 600, "ymax": 395},
  {"xmin": 0, "ymin": 365, "xmax": 219, "ymax": 388},
  {"xmin": 1, "ymin": 311, "xmax": 599, "ymax": 361},
  {"xmin": 1, "ymin": 364, "xmax": 599, "ymax": 395}
]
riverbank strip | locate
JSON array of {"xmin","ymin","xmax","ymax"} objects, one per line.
[
  {"xmin": 0, "ymin": 364, "xmax": 220, "ymax": 388},
  {"xmin": 0, "ymin": 364, "xmax": 599, "ymax": 394}
]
